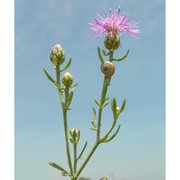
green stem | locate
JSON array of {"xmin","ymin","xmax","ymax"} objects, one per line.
[
  {"xmin": 109, "ymin": 50, "xmax": 114, "ymax": 62},
  {"xmin": 56, "ymin": 66, "xmax": 64, "ymax": 104},
  {"xmin": 64, "ymin": 87, "xmax": 73, "ymax": 176},
  {"xmin": 97, "ymin": 77, "xmax": 108, "ymax": 140},
  {"xmin": 73, "ymin": 143, "xmax": 77, "ymax": 174},
  {"xmin": 75, "ymin": 142, "xmax": 99, "ymax": 179},
  {"xmin": 75, "ymin": 51, "xmax": 114, "ymax": 178},
  {"xmin": 55, "ymin": 66, "xmax": 73, "ymax": 176},
  {"xmin": 101, "ymin": 120, "xmax": 116, "ymax": 142},
  {"xmin": 75, "ymin": 79, "xmax": 108, "ymax": 178}
]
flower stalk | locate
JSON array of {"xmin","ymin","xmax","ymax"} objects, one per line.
[{"xmin": 55, "ymin": 65, "xmax": 73, "ymax": 176}]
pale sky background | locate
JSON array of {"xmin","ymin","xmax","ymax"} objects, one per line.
[{"xmin": 15, "ymin": 0, "xmax": 165, "ymax": 180}]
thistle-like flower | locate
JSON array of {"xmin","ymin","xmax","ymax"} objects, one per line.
[{"xmin": 89, "ymin": 6, "xmax": 140, "ymax": 39}]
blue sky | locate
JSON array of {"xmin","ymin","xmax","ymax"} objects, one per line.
[{"xmin": 15, "ymin": 0, "xmax": 165, "ymax": 180}]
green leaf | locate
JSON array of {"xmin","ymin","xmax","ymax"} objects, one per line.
[
  {"xmin": 111, "ymin": 98, "xmax": 117, "ymax": 120},
  {"xmin": 77, "ymin": 141, "xmax": 88, "ymax": 160},
  {"xmin": 69, "ymin": 138, "xmax": 74, "ymax": 144},
  {"xmin": 102, "ymin": 102, "xmax": 109, "ymax": 108},
  {"xmin": 102, "ymin": 49, "xmax": 110, "ymax": 56},
  {"xmin": 43, "ymin": 68, "xmax": 55, "ymax": 83},
  {"xmin": 113, "ymin": 49, "xmax": 130, "ymax": 62},
  {"xmin": 54, "ymin": 81, "xmax": 63, "ymax": 91},
  {"xmin": 49, "ymin": 162, "xmax": 68, "ymax": 174},
  {"xmin": 104, "ymin": 97, "xmax": 110, "ymax": 102},
  {"xmin": 100, "ymin": 134, "xmax": 109, "ymax": 143},
  {"xmin": 97, "ymin": 46, "xmax": 105, "ymax": 63},
  {"xmin": 61, "ymin": 172, "xmax": 70, "ymax": 176},
  {"xmin": 90, "ymin": 128, "xmax": 97, "ymax": 131},
  {"xmin": 70, "ymin": 83, "xmax": 78, "ymax": 93},
  {"xmin": 104, "ymin": 125, "xmax": 121, "ymax": 143},
  {"xmin": 94, "ymin": 99, "xmax": 100, "ymax": 107},
  {"xmin": 91, "ymin": 108, "xmax": 97, "ymax": 130},
  {"xmin": 66, "ymin": 92, "xmax": 73, "ymax": 110},
  {"xmin": 101, "ymin": 79, "xmax": 108, "ymax": 103},
  {"xmin": 60, "ymin": 57, "xmax": 72, "ymax": 72},
  {"xmin": 119, "ymin": 99, "xmax": 126, "ymax": 114}
]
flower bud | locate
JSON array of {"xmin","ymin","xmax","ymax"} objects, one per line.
[
  {"xmin": 69, "ymin": 128, "xmax": 80, "ymax": 144},
  {"xmin": 101, "ymin": 61, "xmax": 115, "ymax": 78},
  {"xmin": 62, "ymin": 72, "xmax": 73, "ymax": 87},
  {"xmin": 50, "ymin": 44, "xmax": 65, "ymax": 66},
  {"xmin": 104, "ymin": 31, "xmax": 120, "ymax": 51},
  {"xmin": 116, "ymin": 106, "xmax": 121, "ymax": 115},
  {"xmin": 115, "ymin": 106, "xmax": 121, "ymax": 120}
]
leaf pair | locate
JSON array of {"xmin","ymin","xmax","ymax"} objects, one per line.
[
  {"xmin": 103, "ymin": 124, "xmax": 121, "ymax": 143},
  {"xmin": 97, "ymin": 46, "xmax": 130, "ymax": 63},
  {"xmin": 111, "ymin": 98, "xmax": 126, "ymax": 121}
]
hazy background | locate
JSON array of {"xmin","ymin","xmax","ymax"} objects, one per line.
[{"xmin": 15, "ymin": 0, "xmax": 165, "ymax": 180}]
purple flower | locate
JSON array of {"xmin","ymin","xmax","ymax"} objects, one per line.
[{"xmin": 89, "ymin": 7, "xmax": 140, "ymax": 39}]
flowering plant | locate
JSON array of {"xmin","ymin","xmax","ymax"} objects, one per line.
[{"xmin": 43, "ymin": 6, "xmax": 139, "ymax": 180}]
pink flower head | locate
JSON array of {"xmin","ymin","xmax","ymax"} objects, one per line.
[{"xmin": 89, "ymin": 7, "xmax": 140, "ymax": 39}]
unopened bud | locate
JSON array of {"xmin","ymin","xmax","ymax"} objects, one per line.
[
  {"xmin": 116, "ymin": 106, "xmax": 121, "ymax": 115},
  {"xmin": 69, "ymin": 128, "xmax": 80, "ymax": 144},
  {"xmin": 50, "ymin": 44, "xmax": 65, "ymax": 66},
  {"xmin": 62, "ymin": 72, "xmax": 73, "ymax": 87},
  {"xmin": 104, "ymin": 31, "xmax": 120, "ymax": 51}
]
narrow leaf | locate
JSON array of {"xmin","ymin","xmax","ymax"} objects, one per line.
[
  {"xmin": 91, "ymin": 108, "xmax": 97, "ymax": 128},
  {"xmin": 97, "ymin": 46, "xmax": 105, "ymax": 63},
  {"xmin": 66, "ymin": 92, "xmax": 73, "ymax": 110},
  {"xmin": 61, "ymin": 172, "xmax": 70, "ymax": 176},
  {"xmin": 90, "ymin": 127, "xmax": 97, "ymax": 131},
  {"xmin": 113, "ymin": 49, "xmax": 130, "ymax": 62},
  {"xmin": 104, "ymin": 125, "xmax": 121, "ymax": 143},
  {"xmin": 54, "ymin": 81, "xmax": 62, "ymax": 91},
  {"xmin": 49, "ymin": 162, "xmax": 68, "ymax": 174},
  {"xmin": 100, "ymin": 134, "xmax": 109, "ymax": 143},
  {"xmin": 102, "ymin": 79, "xmax": 108, "ymax": 103},
  {"xmin": 111, "ymin": 98, "xmax": 117, "ymax": 120},
  {"xmin": 77, "ymin": 141, "xmax": 88, "ymax": 160},
  {"xmin": 60, "ymin": 57, "xmax": 72, "ymax": 72},
  {"xmin": 69, "ymin": 138, "xmax": 74, "ymax": 144},
  {"xmin": 94, "ymin": 99, "xmax": 100, "ymax": 107},
  {"xmin": 102, "ymin": 102, "xmax": 109, "ymax": 108},
  {"xmin": 120, "ymin": 99, "xmax": 126, "ymax": 114},
  {"xmin": 104, "ymin": 97, "xmax": 110, "ymax": 102},
  {"xmin": 102, "ymin": 49, "xmax": 110, "ymax": 56},
  {"xmin": 70, "ymin": 83, "xmax": 78, "ymax": 93},
  {"xmin": 43, "ymin": 68, "xmax": 55, "ymax": 83}
]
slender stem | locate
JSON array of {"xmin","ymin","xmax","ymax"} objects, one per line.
[
  {"xmin": 101, "ymin": 120, "xmax": 116, "ymax": 142},
  {"xmin": 73, "ymin": 143, "xmax": 77, "ymax": 174},
  {"xmin": 56, "ymin": 66, "xmax": 64, "ymax": 104},
  {"xmin": 64, "ymin": 87, "xmax": 73, "ymax": 176},
  {"xmin": 55, "ymin": 66, "xmax": 73, "ymax": 176},
  {"xmin": 63, "ymin": 111, "xmax": 73, "ymax": 176},
  {"xmin": 76, "ymin": 50, "xmax": 114, "ymax": 178},
  {"xmin": 75, "ymin": 142, "xmax": 99, "ymax": 178},
  {"xmin": 109, "ymin": 50, "xmax": 114, "ymax": 62},
  {"xmin": 75, "ymin": 78, "xmax": 108, "ymax": 179},
  {"xmin": 97, "ymin": 77, "xmax": 107, "ymax": 141}
]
